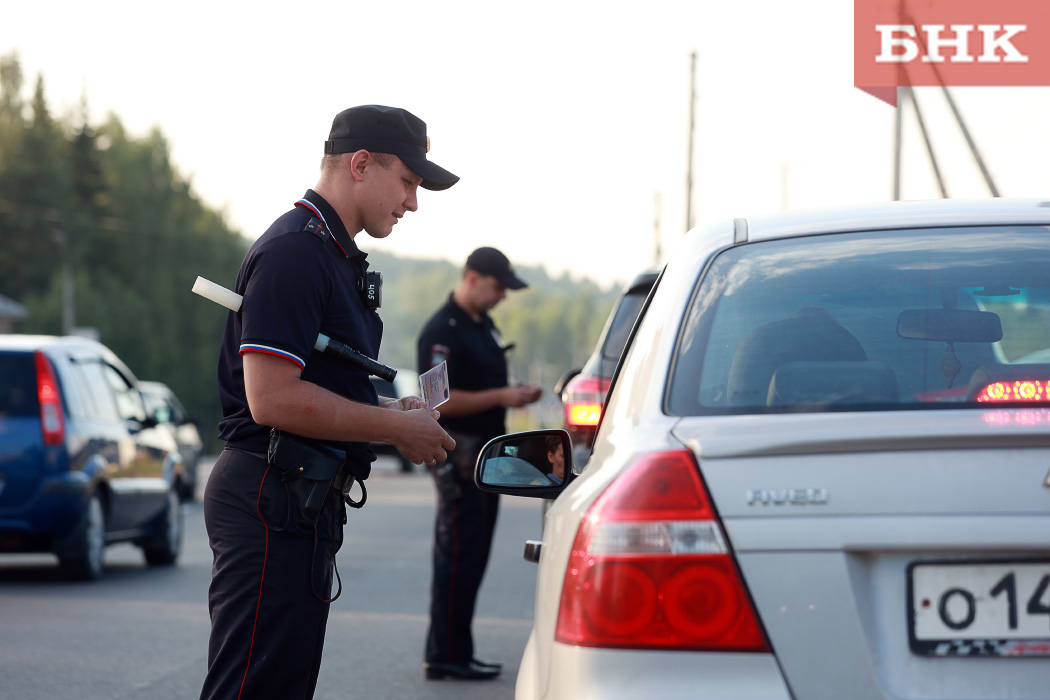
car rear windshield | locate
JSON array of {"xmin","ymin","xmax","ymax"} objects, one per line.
[
  {"xmin": 0, "ymin": 352, "xmax": 39, "ymax": 418},
  {"xmin": 668, "ymin": 226, "xmax": 1050, "ymax": 415}
]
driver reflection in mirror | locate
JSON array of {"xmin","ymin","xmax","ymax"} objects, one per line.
[{"xmin": 545, "ymin": 435, "xmax": 564, "ymax": 484}]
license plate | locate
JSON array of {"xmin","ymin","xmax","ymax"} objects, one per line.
[{"xmin": 908, "ymin": 559, "xmax": 1050, "ymax": 657}]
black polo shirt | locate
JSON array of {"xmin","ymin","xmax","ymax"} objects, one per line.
[
  {"xmin": 417, "ymin": 294, "xmax": 508, "ymax": 439},
  {"xmin": 217, "ymin": 190, "xmax": 382, "ymax": 466}
]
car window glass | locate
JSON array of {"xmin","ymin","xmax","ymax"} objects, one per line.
[
  {"xmin": 62, "ymin": 359, "xmax": 92, "ymax": 419},
  {"xmin": 0, "ymin": 352, "xmax": 38, "ymax": 417},
  {"xmin": 140, "ymin": 389, "xmax": 171, "ymax": 423},
  {"xmin": 669, "ymin": 226, "xmax": 1050, "ymax": 415},
  {"xmin": 599, "ymin": 293, "xmax": 647, "ymax": 374},
  {"xmin": 167, "ymin": 394, "xmax": 187, "ymax": 423},
  {"xmin": 73, "ymin": 359, "xmax": 120, "ymax": 420},
  {"xmin": 50, "ymin": 352, "xmax": 87, "ymax": 418},
  {"xmin": 154, "ymin": 401, "xmax": 173, "ymax": 424},
  {"xmin": 102, "ymin": 364, "xmax": 146, "ymax": 422}
]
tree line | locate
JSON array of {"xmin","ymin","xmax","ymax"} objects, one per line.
[{"xmin": 0, "ymin": 52, "xmax": 617, "ymax": 450}]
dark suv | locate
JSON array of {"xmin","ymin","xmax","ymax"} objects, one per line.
[
  {"xmin": 557, "ymin": 269, "xmax": 659, "ymax": 455},
  {"xmin": 0, "ymin": 335, "xmax": 186, "ymax": 580}
]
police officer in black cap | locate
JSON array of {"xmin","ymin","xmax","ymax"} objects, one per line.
[
  {"xmin": 200, "ymin": 105, "xmax": 458, "ymax": 700},
  {"xmin": 417, "ymin": 247, "xmax": 543, "ymax": 680}
]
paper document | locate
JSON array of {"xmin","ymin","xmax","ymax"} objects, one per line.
[{"xmin": 420, "ymin": 361, "xmax": 450, "ymax": 410}]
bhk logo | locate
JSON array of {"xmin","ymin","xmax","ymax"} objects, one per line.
[
  {"xmin": 875, "ymin": 25, "xmax": 1028, "ymax": 64},
  {"xmin": 855, "ymin": 0, "xmax": 1050, "ymax": 105}
]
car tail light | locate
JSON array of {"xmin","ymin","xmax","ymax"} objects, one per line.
[
  {"xmin": 562, "ymin": 374, "xmax": 610, "ymax": 427},
  {"xmin": 974, "ymin": 380, "xmax": 1050, "ymax": 403},
  {"xmin": 35, "ymin": 350, "xmax": 65, "ymax": 446},
  {"xmin": 555, "ymin": 450, "xmax": 769, "ymax": 652}
]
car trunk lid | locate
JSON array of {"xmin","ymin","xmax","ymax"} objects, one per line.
[{"xmin": 673, "ymin": 408, "xmax": 1050, "ymax": 700}]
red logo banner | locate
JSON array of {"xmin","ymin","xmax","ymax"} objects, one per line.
[{"xmin": 855, "ymin": 0, "xmax": 1050, "ymax": 105}]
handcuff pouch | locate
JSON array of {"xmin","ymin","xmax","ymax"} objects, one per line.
[{"xmin": 267, "ymin": 428, "xmax": 346, "ymax": 531}]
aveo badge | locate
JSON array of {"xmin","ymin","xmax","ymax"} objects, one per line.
[{"xmin": 747, "ymin": 488, "xmax": 829, "ymax": 506}]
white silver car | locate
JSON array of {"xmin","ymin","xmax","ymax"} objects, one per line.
[{"xmin": 476, "ymin": 199, "xmax": 1050, "ymax": 700}]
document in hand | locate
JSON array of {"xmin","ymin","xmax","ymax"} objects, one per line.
[{"xmin": 420, "ymin": 361, "xmax": 450, "ymax": 410}]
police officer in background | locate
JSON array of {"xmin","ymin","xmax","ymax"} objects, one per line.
[
  {"xmin": 200, "ymin": 105, "xmax": 458, "ymax": 700},
  {"xmin": 418, "ymin": 247, "xmax": 543, "ymax": 680}
]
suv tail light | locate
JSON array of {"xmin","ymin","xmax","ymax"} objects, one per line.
[
  {"xmin": 35, "ymin": 350, "xmax": 65, "ymax": 446},
  {"xmin": 561, "ymin": 373, "xmax": 610, "ymax": 428},
  {"xmin": 555, "ymin": 450, "xmax": 769, "ymax": 652}
]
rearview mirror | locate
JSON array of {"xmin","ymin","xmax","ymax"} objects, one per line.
[
  {"xmin": 896, "ymin": 309, "xmax": 1003, "ymax": 343},
  {"xmin": 474, "ymin": 429, "xmax": 572, "ymax": 499}
]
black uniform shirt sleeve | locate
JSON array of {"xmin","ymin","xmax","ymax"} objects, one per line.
[{"xmin": 239, "ymin": 231, "xmax": 331, "ymax": 369}]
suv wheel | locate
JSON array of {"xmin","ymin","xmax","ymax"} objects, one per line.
[
  {"xmin": 142, "ymin": 488, "xmax": 183, "ymax": 566},
  {"xmin": 58, "ymin": 493, "xmax": 106, "ymax": 581}
]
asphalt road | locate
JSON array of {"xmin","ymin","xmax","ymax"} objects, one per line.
[{"xmin": 0, "ymin": 456, "xmax": 546, "ymax": 700}]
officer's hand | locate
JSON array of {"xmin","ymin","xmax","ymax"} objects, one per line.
[
  {"xmin": 502, "ymin": 384, "xmax": 543, "ymax": 408},
  {"xmin": 392, "ymin": 395, "xmax": 427, "ymax": 411},
  {"xmin": 383, "ymin": 395, "xmax": 440, "ymax": 420},
  {"xmin": 395, "ymin": 408, "xmax": 456, "ymax": 466},
  {"xmin": 522, "ymin": 383, "xmax": 543, "ymax": 403}
]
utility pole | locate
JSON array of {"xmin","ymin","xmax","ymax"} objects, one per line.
[
  {"xmin": 52, "ymin": 229, "xmax": 74, "ymax": 336},
  {"xmin": 908, "ymin": 86, "xmax": 949, "ymax": 198},
  {"xmin": 938, "ymin": 83, "xmax": 1000, "ymax": 197},
  {"xmin": 685, "ymin": 51, "xmax": 697, "ymax": 234}
]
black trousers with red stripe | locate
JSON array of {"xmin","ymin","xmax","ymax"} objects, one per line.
[
  {"xmin": 199, "ymin": 448, "xmax": 344, "ymax": 700},
  {"xmin": 424, "ymin": 463, "xmax": 500, "ymax": 665}
]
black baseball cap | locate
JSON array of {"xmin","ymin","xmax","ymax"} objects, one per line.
[
  {"xmin": 466, "ymin": 247, "xmax": 528, "ymax": 290},
  {"xmin": 324, "ymin": 105, "xmax": 459, "ymax": 191}
]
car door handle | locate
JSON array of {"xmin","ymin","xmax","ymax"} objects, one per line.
[{"xmin": 523, "ymin": 540, "xmax": 542, "ymax": 563}]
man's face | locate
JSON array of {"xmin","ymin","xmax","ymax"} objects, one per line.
[
  {"xmin": 471, "ymin": 273, "xmax": 507, "ymax": 312},
  {"xmin": 548, "ymin": 443, "xmax": 564, "ymax": 479},
  {"xmin": 359, "ymin": 155, "xmax": 422, "ymax": 239}
]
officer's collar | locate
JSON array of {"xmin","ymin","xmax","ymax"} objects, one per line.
[{"xmin": 296, "ymin": 190, "xmax": 365, "ymax": 261}]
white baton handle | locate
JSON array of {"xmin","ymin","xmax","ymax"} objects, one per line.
[{"xmin": 191, "ymin": 276, "xmax": 243, "ymax": 312}]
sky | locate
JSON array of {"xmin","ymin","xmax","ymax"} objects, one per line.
[{"xmin": 3, "ymin": 1, "xmax": 1050, "ymax": 289}]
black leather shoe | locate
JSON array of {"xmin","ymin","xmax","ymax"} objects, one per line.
[
  {"xmin": 472, "ymin": 658, "xmax": 503, "ymax": 672},
  {"xmin": 424, "ymin": 661, "xmax": 501, "ymax": 680}
]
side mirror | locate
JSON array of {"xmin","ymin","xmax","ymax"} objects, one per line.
[
  {"xmin": 554, "ymin": 368, "xmax": 581, "ymax": 396},
  {"xmin": 896, "ymin": 309, "xmax": 1003, "ymax": 343},
  {"xmin": 474, "ymin": 429, "xmax": 572, "ymax": 499}
]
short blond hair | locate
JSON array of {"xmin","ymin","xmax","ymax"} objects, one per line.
[{"xmin": 320, "ymin": 151, "xmax": 397, "ymax": 172}]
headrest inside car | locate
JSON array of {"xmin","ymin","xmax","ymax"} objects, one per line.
[{"xmin": 767, "ymin": 361, "xmax": 899, "ymax": 406}]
